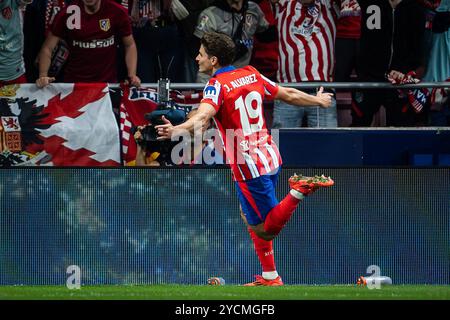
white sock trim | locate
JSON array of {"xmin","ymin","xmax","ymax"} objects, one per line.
[
  {"xmin": 290, "ymin": 189, "xmax": 304, "ymax": 200},
  {"xmin": 262, "ymin": 271, "xmax": 279, "ymax": 280}
]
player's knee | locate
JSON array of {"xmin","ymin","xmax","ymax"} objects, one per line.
[
  {"xmin": 253, "ymin": 224, "xmax": 276, "ymax": 241},
  {"xmin": 240, "ymin": 209, "xmax": 276, "ymax": 240},
  {"xmin": 257, "ymin": 231, "xmax": 276, "ymax": 241}
]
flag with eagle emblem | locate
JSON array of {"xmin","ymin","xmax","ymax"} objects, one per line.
[{"xmin": 0, "ymin": 83, "xmax": 120, "ymax": 166}]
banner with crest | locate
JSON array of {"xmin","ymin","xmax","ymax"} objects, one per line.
[{"xmin": 0, "ymin": 83, "xmax": 120, "ymax": 166}]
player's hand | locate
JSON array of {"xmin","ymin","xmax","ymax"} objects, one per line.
[
  {"xmin": 155, "ymin": 116, "xmax": 174, "ymax": 140},
  {"xmin": 36, "ymin": 76, "xmax": 55, "ymax": 88},
  {"xmin": 316, "ymin": 87, "xmax": 333, "ymax": 108},
  {"xmin": 125, "ymin": 75, "xmax": 141, "ymax": 87}
]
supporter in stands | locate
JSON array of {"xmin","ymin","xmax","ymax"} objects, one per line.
[
  {"xmin": 35, "ymin": 0, "xmax": 140, "ymax": 87},
  {"xmin": 332, "ymin": 0, "xmax": 360, "ymax": 127},
  {"xmin": 334, "ymin": 1, "xmax": 360, "ymax": 83},
  {"xmin": 173, "ymin": 0, "xmax": 215, "ymax": 83},
  {"xmin": 351, "ymin": 0, "xmax": 426, "ymax": 126},
  {"xmin": 122, "ymin": 0, "xmax": 188, "ymax": 83},
  {"xmin": 194, "ymin": 0, "xmax": 277, "ymax": 83},
  {"xmin": 0, "ymin": 0, "xmax": 32, "ymax": 85},
  {"xmin": 422, "ymin": 0, "xmax": 450, "ymax": 125},
  {"xmin": 249, "ymin": 0, "xmax": 278, "ymax": 127},
  {"xmin": 272, "ymin": 0, "xmax": 338, "ymax": 128},
  {"xmin": 249, "ymin": 0, "xmax": 278, "ymax": 81},
  {"xmin": 419, "ymin": 0, "xmax": 443, "ymax": 68},
  {"xmin": 23, "ymin": 0, "xmax": 70, "ymax": 82}
]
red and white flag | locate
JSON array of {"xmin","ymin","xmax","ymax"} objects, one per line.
[
  {"xmin": 0, "ymin": 83, "xmax": 120, "ymax": 166},
  {"xmin": 119, "ymin": 84, "xmax": 159, "ymax": 165}
]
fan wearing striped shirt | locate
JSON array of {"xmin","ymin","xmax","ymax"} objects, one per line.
[{"xmin": 156, "ymin": 32, "xmax": 335, "ymax": 286}]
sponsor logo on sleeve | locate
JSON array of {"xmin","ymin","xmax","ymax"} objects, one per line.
[{"xmin": 203, "ymin": 81, "xmax": 221, "ymax": 105}]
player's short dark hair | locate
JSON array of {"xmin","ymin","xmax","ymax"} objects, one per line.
[{"xmin": 201, "ymin": 32, "xmax": 236, "ymax": 67}]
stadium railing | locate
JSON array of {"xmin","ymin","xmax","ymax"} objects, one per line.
[{"xmin": 110, "ymin": 81, "xmax": 450, "ymax": 90}]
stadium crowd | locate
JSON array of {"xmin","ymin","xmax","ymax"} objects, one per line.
[{"xmin": 0, "ymin": 0, "xmax": 449, "ymax": 126}]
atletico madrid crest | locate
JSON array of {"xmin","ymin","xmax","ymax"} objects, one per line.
[{"xmin": 99, "ymin": 19, "xmax": 110, "ymax": 31}]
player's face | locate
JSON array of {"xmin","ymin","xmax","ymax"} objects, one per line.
[{"xmin": 196, "ymin": 45, "xmax": 214, "ymax": 75}]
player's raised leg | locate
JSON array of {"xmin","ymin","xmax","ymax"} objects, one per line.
[
  {"xmin": 239, "ymin": 173, "xmax": 334, "ymax": 286},
  {"xmin": 264, "ymin": 174, "xmax": 334, "ymax": 236}
]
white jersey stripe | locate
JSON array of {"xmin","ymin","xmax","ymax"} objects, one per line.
[
  {"xmin": 265, "ymin": 143, "xmax": 279, "ymax": 169},
  {"xmin": 254, "ymin": 148, "xmax": 271, "ymax": 173},
  {"xmin": 321, "ymin": 4, "xmax": 336, "ymax": 80},
  {"xmin": 236, "ymin": 164, "xmax": 246, "ymax": 181},
  {"xmin": 288, "ymin": 7, "xmax": 303, "ymax": 81},
  {"xmin": 280, "ymin": 10, "xmax": 294, "ymax": 82},
  {"xmin": 315, "ymin": 26, "xmax": 328, "ymax": 80},
  {"xmin": 309, "ymin": 39, "xmax": 320, "ymax": 80}
]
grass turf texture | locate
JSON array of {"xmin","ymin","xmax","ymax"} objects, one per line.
[{"xmin": 0, "ymin": 285, "xmax": 448, "ymax": 300}]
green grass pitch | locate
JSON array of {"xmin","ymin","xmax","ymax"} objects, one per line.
[{"xmin": 0, "ymin": 285, "xmax": 448, "ymax": 300}]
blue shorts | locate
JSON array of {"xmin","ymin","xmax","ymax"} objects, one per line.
[{"xmin": 235, "ymin": 169, "xmax": 279, "ymax": 226}]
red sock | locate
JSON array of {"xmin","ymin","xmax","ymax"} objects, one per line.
[
  {"xmin": 247, "ymin": 227, "xmax": 276, "ymax": 272},
  {"xmin": 264, "ymin": 193, "xmax": 300, "ymax": 235}
]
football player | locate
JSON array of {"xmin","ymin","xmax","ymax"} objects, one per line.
[{"xmin": 156, "ymin": 32, "xmax": 334, "ymax": 286}]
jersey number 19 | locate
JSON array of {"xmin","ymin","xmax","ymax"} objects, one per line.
[{"xmin": 235, "ymin": 91, "xmax": 264, "ymax": 136}]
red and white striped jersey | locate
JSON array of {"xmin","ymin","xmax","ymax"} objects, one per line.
[
  {"xmin": 276, "ymin": 0, "xmax": 337, "ymax": 83},
  {"xmin": 201, "ymin": 65, "xmax": 282, "ymax": 182}
]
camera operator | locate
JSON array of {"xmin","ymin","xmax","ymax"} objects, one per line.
[
  {"xmin": 133, "ymin": 126, "xmax": 161, "ymax": 166},
  {"xmin": 131, "ymin": 105, "xmax": 190, "ymax": 166},
  {"xmin": 133, "ymin": 107, "xmax": 218, "ymax": 166}
]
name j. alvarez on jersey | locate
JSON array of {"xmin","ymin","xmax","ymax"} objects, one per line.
[{"xmin": 223, "ymin": 73, "xmax": 258, "ymax": 93}]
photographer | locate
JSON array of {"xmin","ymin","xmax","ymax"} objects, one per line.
[
  {"xmin": 133, "ymin": 126, "xmax": 161, "ymax": 166},
  {"xmin": 131, "ymin": 105, "xmax": 192, "ymax": 166},
  {"xmin": 133, "ymin": 107, "xmax": 219, "ymax": 166}
]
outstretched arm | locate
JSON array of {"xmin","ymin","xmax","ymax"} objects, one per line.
[
  {"xmin": 156, "ymin": 102, "xmax": 217, "ymax": 140},
  {"xmin": 275, "ymin": 86, "xmax": 333, "ymax": 108}
]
